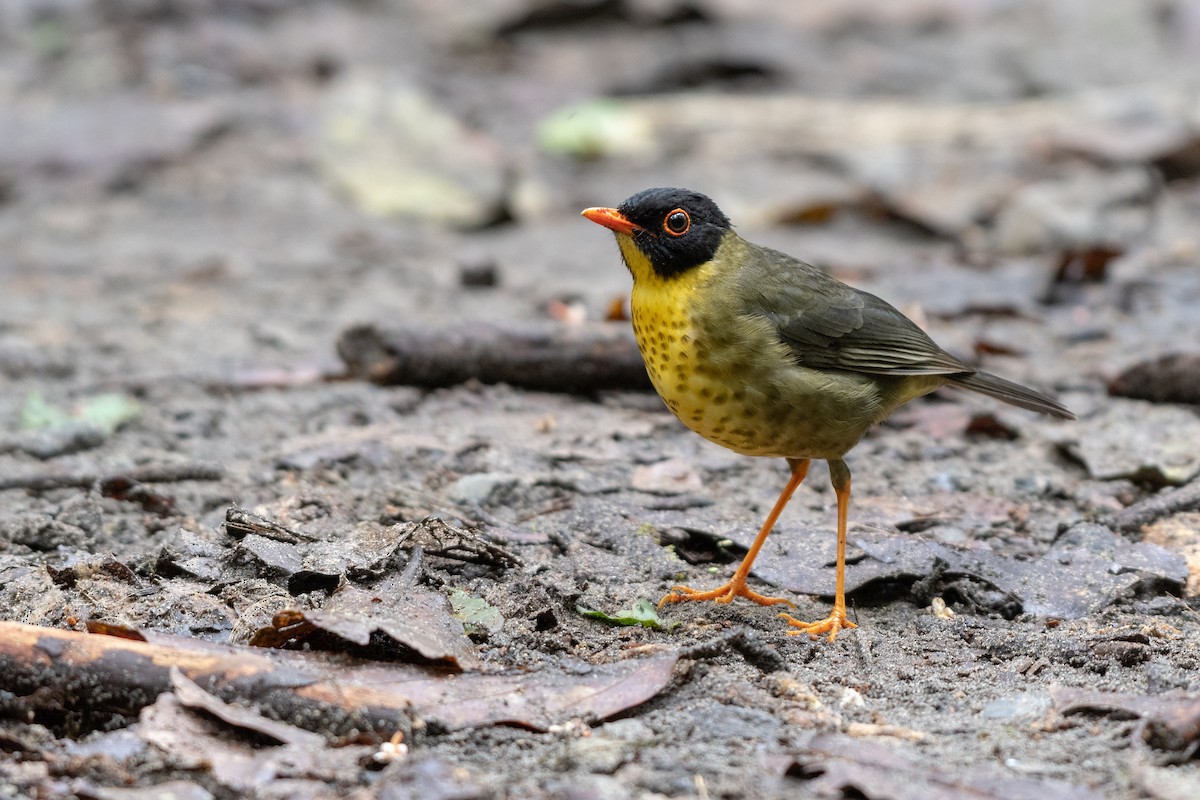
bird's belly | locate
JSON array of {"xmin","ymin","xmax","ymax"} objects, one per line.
[{"xmin": 632, "ymin": 302, "xmax": 874, "ymax": 459}]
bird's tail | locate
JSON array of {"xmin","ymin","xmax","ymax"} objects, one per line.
[{"xmin": 947, "ymin": 371, "xmax": 1075, "ymax": 419}]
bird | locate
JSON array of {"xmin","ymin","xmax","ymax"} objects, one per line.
[{"xmin": 582, "ymin": 187, "xmax": 1074, "ymax": 641}]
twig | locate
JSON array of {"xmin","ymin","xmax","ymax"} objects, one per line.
[
  {"xmin": 1115, "ymin": 479, "xmax": 1200, "ymax": 533},
  {"xmin": 680, "ymin": 628, "xmax": 787, "ymax": 673},
  {"xmin": 224, "ymin": 506, "xmax": 312, "ymax": 543},
  {"xmin": 337, "ymin": 322, "xmax": 650, "ymax": 393},
  {"xmin": 0, "ymin": 462, "xmax": 225, "ymax": 492}
]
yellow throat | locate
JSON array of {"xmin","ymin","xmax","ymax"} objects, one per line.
[
  {"xmin": 618, "ymin": 232, "xmax": 709, "ymax": 392},
  {"xmin": 618, "ymin": 232, "xmax": 777, "ymax": 455}
]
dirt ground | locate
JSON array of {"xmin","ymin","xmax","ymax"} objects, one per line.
[{"xmin": 3, "ymin": 1, "xmax": 1200, "ymax": 799}]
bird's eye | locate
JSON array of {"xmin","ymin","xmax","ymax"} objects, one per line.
[{"xmin": 663, "ymin": 209, "xmax": 691, "ymax": 236}]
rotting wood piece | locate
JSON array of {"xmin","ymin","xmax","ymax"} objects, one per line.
[
  {"xmin": 336, "ymin": 322, "xmax": 651, "ymax": 393},
  {"xmin": 0, "ymin": 461, "xmax": 226, "ymax": 493},
  {"xmin": 0, "ymin": 621, "xmax": 680, "ymax": 738},
  {"xmin": 1114, "ymin": 479, "xmax": 1200, "ymax": 533},
  {"xmin": 0, "ymin": 620, "xmax": 400, "ymax": 741}
]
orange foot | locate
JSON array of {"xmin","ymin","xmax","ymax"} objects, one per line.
[
  {"xmin": 659, "ymin": 577, "xmax": 795, "ymax": 609},
  {"xmin": 780, "ymin": 608, "xmax": 857, "ymax": 642}
]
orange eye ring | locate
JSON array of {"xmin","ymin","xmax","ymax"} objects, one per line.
[{"xmin": 663, "ymin": 208, "xmax": 691, "ymax": 236}]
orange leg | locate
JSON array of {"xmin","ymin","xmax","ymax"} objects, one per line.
[
  {"xmin": 781, "ymin": 458, "xmax": 857, "ymax": 641},
  {"xmin": 660, "ymin": 458, "xmax": 810, "ymax": 610}
]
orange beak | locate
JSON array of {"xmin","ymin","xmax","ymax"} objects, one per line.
[{"xmin": 581, "ymin": 207, "xmax": 642, "ymax": 236}]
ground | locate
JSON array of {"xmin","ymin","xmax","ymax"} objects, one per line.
[{"xmin": 2, "ymin": 2, "xmax": 1200, "ymax": 799}]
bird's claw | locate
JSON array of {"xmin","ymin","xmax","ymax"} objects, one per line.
[
  {"xmin": 780, "ymin": 609, "xmax": 856, "ymax": 642},
  {"xmin": 658, "ymin": 580, "xmax": 795, "ymax": 609}
]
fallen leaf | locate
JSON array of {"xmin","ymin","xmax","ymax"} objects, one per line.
[
  {"xmin": 448, "ymin": 588, "xmax": 505, "ymax": 633},
  {"xmin": 228, "ymin": 514, "xmax": 435, "ymax": 594},
  {"xmin": 170, "ymin": 667, "xmax": 326, "ymax": 749},
  {"xmin": 316, "ymin": 77, "xmax": 505, "ymax": 228},
  {"xmin": 252, "ymin": 582, "xmax": 482, "ymax": 671},
  {"xmin": 1057, "ymin": 402, "xmax": 1200, "ymax": 487},
  {"xmin": 537, "ymin": 98, "xmax": 654, "ymax": 159},
  {"xmin": 334, "ymin": 652, "xmax": 680, "ymax": 732},
  {"xmin": 964, "ymin": 412, "xmax": 1019, "ymax": 441},
  {"xmin": 974, "ymin": 339, "xmax": 1027, "ymax": 357},
  {"xmin": 1109, "ymin": 353, "xmax": 1200, "ymax": 405},
  {"xmin": 20, "ymin": 391, "xmax": 140, "ymax": 434},
  {"xmin": 137, "ymin": 691, "xmax": 366, "ymax": 792},
  {"xmin": 1052, "ymin": 246, "xmax": 1123, "ymax": 284},
  {"xmin": 782, "ymin": 732, "xmax": 1103, "ymax": 800},
  {"xmin": 747, "ymin": 523, "xmax": 1185, "ymax": 619},
  {"xmin": 84, "ymin": 621, "xmax": 148, "ymax": 641},
  {"xmin": 578, "ymin": 599, "xmax": 673, "ymax": 630},
  {"xmin": 1051, "ymin": 687, "xmax": 1200, "ymax": 753}
]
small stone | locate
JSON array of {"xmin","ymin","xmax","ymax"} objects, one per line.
[
  {"xmin": 981, "ymin": 692, "xmax": 1051, "ymax": 720},
  {"xmin": 448, "ymin": 473, "xmax": 517, "ymax": 506}
]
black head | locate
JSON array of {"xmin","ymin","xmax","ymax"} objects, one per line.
[{"xmin": 617, "ymin": 188, "xmax": 731, "ymax": 279}]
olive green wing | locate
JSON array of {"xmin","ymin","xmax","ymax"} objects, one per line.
[
  {"xmin": 736, "ymin": 242, "xmax": 1075, "ymax": 418},
  {"xmin": 740, "ymin": 244, "xmax": 968, "ymax": 376}
]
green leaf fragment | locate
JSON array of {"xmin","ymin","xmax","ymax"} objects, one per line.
[
  {"xmin": 448, "ymin": 588, "xmax": 504, "ymax": 633},
  {"xmin": 537, "ymin": 99, "xmax": 652, "ymax": 159},
  {"xmin": 577, "ymin": 599, "xmax": 673, "ymax": 630},
  {"xmin": 20, "ymin": 392, "xmax": 141, "ymax": 434},
  {"xmin": 20, "ymin": 393, "xmax": 70, "ymax": 430},
  {"xmin": 76, "ymin": 394, "xmax": 143, "ymax": 434}
]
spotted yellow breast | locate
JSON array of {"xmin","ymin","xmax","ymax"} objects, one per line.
[{"xmin": 618, "ymin": 232, "xmax": 899, "ymax": 460}]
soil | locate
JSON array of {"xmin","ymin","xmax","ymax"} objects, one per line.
[{"xmin": 2, "ymin": 2, "xmax": 1200, "ymax": 799}]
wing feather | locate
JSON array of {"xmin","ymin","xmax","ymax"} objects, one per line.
[{"xmin": 739, "ymin": 243, "xmax": 968, "ymax": 377}]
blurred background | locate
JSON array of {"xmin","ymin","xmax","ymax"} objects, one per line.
[
  {"xmin": 4, "ymin": 7, "xmax": 1200, "ymax": 795},
  {"xmin": 1, "ymin": 0, "xmax": 1199, "ymax": 388}
]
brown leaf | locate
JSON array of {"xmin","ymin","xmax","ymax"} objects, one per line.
[
  {"xmin": 783, "ymin": 732, "xmax": 1103, "ymax": 800},
  {"xmin": 749, "ymin": 523, "xmax": 1185, "ymax": 619},
  {"xmin": 137, "ymin": 692, "xmax": 283, "ymax": 790},
  {"xmin": 169, "ymin": 667, "xmax": 325, "ymax": 749},
  {"xmin": 974, "ymin": 338, "xmax": 1026, "ymax": 357},
  {"xmin": 1051, "ymin": 687, "xmax": 1200, "ymax": 753},
  {"xmin": 1053, "ymin": 246, "xmax": 1123, "ymax": 284},
  {"xmin": 329, "ymin": 653, "xmax": 680, "ymax": 732},
  {"xmin": 137, "ymin": 691, "xmax": 366, "ymax": 792},
  {"xmin": 251, "ymin": 583, "xmax": 482, "ymax": 671},
  {"xmin": 774, "ymin": 200, "xmax": 842, "ymax": 225},
  {"xmin": 964, "ymin": 412, "xmax": 1019, "ymax": 441},
  {"xmin": 85, "ymin": 621, "xmax": 148, "ymax": 641},
  {"xmin": 1109, "ymin": 353, "xmax": 1200, "ymax": 406},
  {"xmin": 605, "ymin": 295, "xmax": 629, "ymax": 322}
]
